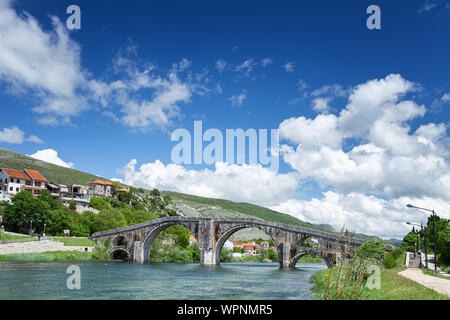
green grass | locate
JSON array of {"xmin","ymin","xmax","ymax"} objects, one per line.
[
  {"xmin": 0, "ymin": 147, "xmax": 108, "ymax": 185},
  {"xmin": 51, "ymin": 237, "xmax": 94, "ymax": 247},
  {"xmin": 0, "ymin": 232, "xmax": 36, "ymax": 242},
  {"xmin": 422, "ymin": 268, "xmax": 450, "ymax": 280},
  {"xmin": 0, "ymin": 251, "xmax": 96, "ymax": 262}
]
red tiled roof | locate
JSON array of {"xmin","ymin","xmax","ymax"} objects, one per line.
[
  {"xmin": 89, "ymin": 180, "xmax": 113, "ymax": 186},
  {"xmin": 2, "ymin": 168, "xmax": 31, "ymax": 181},
  {"xmin": 24, "ymin": 169, "xmax": 47, "ymax": 182}
]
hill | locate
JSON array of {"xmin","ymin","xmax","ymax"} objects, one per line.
[
  {"xmin": 166, "ymin": 191, "xmax": 335, "ymax": 233},
  {"xmin": 0, "ymin": 148, "xmax": 108, "ymax": 185}
]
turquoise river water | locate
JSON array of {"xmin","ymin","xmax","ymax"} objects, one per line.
[{"xmin": 0, "ymin": 262, "xmax": 327, "ymax": 300}]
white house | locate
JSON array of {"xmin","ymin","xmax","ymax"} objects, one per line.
[
  {"xmin": 0, "ymin": 168, "xmax": 47, "ymax": 198},
  {"xmin": 223, "ymin": 239, "xmax": 234, "ymax": 250}
]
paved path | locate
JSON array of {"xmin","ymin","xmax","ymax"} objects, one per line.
[
  {"xmin": 0, "ymin": 240, "xmax": 92, "ymax": 255},
  {"xmin": 398, "ymin": 268, "xmax": 450, "ymax": 297}
]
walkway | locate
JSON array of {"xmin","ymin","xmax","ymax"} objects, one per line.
[
  {"xmin": 398, "ymin": 268, "xmax": 450, "ymax": 298},
  {"xmin": 0, "ymin": 240, "xmax": 92, "ymax": 255}
]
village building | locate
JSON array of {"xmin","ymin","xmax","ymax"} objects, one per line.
[
  {"xmin": 0, "ymin": 168, "xmax": 47, "ymax": 200},
  {"xmin": 88, "ymin": 180, "xmax": 113, "ymax": 197},
  {"xmin": 260, "ymin": 241, "xmax": 269, "ymax": 249},
  {"xmin": 47, "ymin": 182, "xmax": 91, "ymax": 210},
  {"xmin": 242, "ymin": 241, "xmax": 260, "ymax": 256}
]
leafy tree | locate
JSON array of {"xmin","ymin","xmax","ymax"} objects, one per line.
[
  {"xmin": 91, "ymin": 208, "xmax": 127, "ymax": 233},
  {"xmin": 163, "ymin": 225, "xmax": 190, "ymax": 248},
  {"xmin": 69, "ymin": 202, "xmax": 77, "ymax": 211},
  {"xmin": 38, "ymin": 190, "xmax": 60, "ymax": 210},
  {"xmin": 122, "ymin": 208, "xmax": 158, "ymax": 225},
  {"xmin": 437, "ymin": 224, "xmax": 450, "ymax": 265},
  {"xmin": 89, "ymin": 197, "xmax": 111, "ymax": 211},
  {"xmin": 2, "ymin": 191, "xmax": 50, "ymax": 234},
  {"xmin": 355, "ymin": 240, "xmax": 386, "ymax": 261},
  {"xmin": 401, "ymin": 232, "xmax": 419, "ymax": 252},
  {"xmin": 151, "ymin": 188, "xmax": 161, "ymax": 196},
  {"xmin": 220, "ymin": 248, "xmax": 233, "ymax": 262}
]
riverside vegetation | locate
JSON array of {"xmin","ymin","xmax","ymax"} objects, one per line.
[{"xmin": 311, "ymin": 234, "xmax": 450, "ymax": 300}]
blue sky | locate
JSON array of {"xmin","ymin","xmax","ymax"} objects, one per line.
[{"xmin": 1, "ymin": 0, "xmax": 450, "ymax": 238}]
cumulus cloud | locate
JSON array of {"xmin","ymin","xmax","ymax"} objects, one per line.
[
  {"xmin": 29, "ymin": 149, "xmax": 74, "ymax": 168},
  {"xmin": 271, "ymin": 192, "xmax": 450, "ymax": 239},
  {"xmin": 118, "ymin": 159, "xmax": 299, "ymax": 206},
  {"xmin": 261, "ymin": 58, "xmax": 272, "ymax": 67},
  {"xmin": 276, "ymin": 74, "xmax": 450, "ymax": 238},
  {"xmin": 280, "ymin": 74, "xmax": 450, "ymax": 200},
  {"xmin": 0, "ymin": 126, "xmax": 43, "ymax": 144}
]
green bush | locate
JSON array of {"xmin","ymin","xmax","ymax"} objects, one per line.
[
  {"xmin": 355, "ymin": 240, "xmax": 386, "ymax": 262},
  {"xmin": 391, "ymin": 248, "xmax": 403, "ymax": 260},
  {"xmin": 383, "ymin": 253, "xmax": 397, "ymax": 269}
]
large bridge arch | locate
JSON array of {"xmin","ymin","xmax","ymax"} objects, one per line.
[
  {"xmin": 214, "ymin": 224, "xmax": 280, "ymax": 265},
  {"xmin": 142, "ymin": 221, "xmax": 198, "ymax": 262}
]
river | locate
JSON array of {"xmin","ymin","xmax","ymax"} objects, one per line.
[{"xmin": 0, "ymin": 261, "xmax": 327, "ymax": 300}]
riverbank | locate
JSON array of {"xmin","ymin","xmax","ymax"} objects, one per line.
[
  {"xmin": 0, "ymin": 250, "xmax": 98, "ymax": 262},
  {"xmin": 311, "ymin": 253, "xmax": 449, "ymax": 300}
]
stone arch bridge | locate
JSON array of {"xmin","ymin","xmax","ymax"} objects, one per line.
[{"xmin": 90, "ymin": 217, "xmax": 390, "ymax": 268}]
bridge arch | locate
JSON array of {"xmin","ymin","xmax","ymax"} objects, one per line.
[
  {"xmin": 111, "ymin": 247, "xmax": 132, "ymax": 261},
  {"xmin": 111, "ymin": 235, "xmax": 130, "ymax": 247},
  {"xmin": 142, "ymin": 221, "xmax": 198, "ymax": 262},
  {"xmin": 214, "ymin": 224, "xmax": 279, "ymax": 265}
]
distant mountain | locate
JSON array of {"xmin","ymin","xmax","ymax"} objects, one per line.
[
  {"xmin": 0, "ymin": 148, "xmax": 108, "ymax": 185},
  {"xmin": 388, "ymin": 238, "xmax": 402, "ymax": 247}
]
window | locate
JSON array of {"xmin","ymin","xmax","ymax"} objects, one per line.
[
  {"xmin": 16, "ymin": 188, "xmax": 19, "ymax": 192},
  {"xmin": 16, "ymin": 179, "xmax": 20, "ymax": 183},
  {"xmin": 35, "ymin": 182, "xmax": 41, "ymax": 187},
  {"xmin": 10, "ymin": 187, "xmax": 13, "ymax": 191},
  {"xmin": 5, "ymin": 179, "xmax": 7, "ymax": 183}
]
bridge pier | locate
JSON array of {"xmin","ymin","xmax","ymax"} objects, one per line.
[
  {"xmin": 132, "ymin": 241, "xmax": 145, "ymax": 263},
  {"xmin": 278, "ymin": 242, "xmax": 292, "ymax": 268}
]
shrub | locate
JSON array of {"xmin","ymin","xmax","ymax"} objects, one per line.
[
  {"xmin": 355, "ymin": 240, "xmax": 386, "ymax": 262},
  {"xmin": 391, "ymin": 248, "xmax": 403, "ymax": 260},
  {"xmin": 383, "ymin": 253, "xmax": 397, "ymax": 269}
]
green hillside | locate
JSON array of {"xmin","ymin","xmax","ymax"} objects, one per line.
[
  {"xmin": 0, "ymin": 148, "xmax": 108, "ymax": 185},
  {"xmin": 165, "ymin": 191, "xmax": 333, "ymax": 232}
]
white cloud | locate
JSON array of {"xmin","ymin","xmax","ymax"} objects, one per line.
[
  {"xmin": 418, "ymin": 1, "xmax": 439, "ymax": 14},
  {"xmin": 215, "ymin": 59, "xmax": 227, "ymax": 73},
  {"xmin": 0, "ymin": 126, "xmax": 43, "ymax": 144},
  {"xmin": 0, "ymin": 1, "xmax": 90, "ymax": 124},
  {"xmin": 29, "ymin": 149, "xmax": 74, "ymax": 168},
  {"xmin": 261, "ymin": 58, "xmax": 272, "ymax": 67},
  {"xmin": 235, "ymin": 59, "xmax": 256, "ymax": 76},
  {"xmin": 229, "ymin": 90, "xmax": 248, "ymax": 107},
  {"xmin": 0, "ymin": 126, "xmax": 24, "ymax": 144},
  {"xmin": 283, "ymin": 62, "xmax": 295, "ymax": 72},
  {"xmin": 118, "ymin": 159, "xmax": 299, "ymax": 206},
  {"xmin": 311, "ymin": 97, "xmax": 331, "ymax": 113},
  {"xmin": 271, "ymin": 192, "xmax": 450, "ymax": 239},
  {"xmin": 280, "ymin": 74, "xmax": 450, "ymax": 201}
]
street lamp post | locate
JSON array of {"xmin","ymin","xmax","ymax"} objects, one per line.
[
  {"xmin": 406, "ymin": 204, "xmax": 450, "ymax": 273},
  {"xmin": 30, "ymin": 220, "xmax": 32, "ymax": 236}
]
